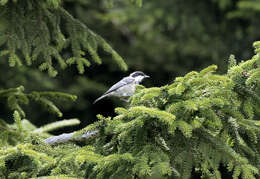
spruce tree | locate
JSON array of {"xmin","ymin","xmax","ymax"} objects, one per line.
[{"xmin": 0, "ymin": 0, "xmax": 260, "ymax": 179}]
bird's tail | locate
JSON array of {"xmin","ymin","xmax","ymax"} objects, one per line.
[{"xmin": 93, "ymin": 94, "xmax": 110, "ymax": 104}]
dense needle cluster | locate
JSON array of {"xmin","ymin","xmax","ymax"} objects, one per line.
[
  {"xmin": 0, "ymin": 42, "xmax": 260, "ymax": 178},
  {"xmin": 0, "ymin": 0, "xmax": 127, "ymax": 76},
  {"xmin": 0, "ymin": 0, "xmax": 260, "ymax": 179}
]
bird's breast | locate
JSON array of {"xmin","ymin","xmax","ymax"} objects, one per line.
[{"xmin": 114, "ymin": 83, "xmax": 136, "ymax": 97}]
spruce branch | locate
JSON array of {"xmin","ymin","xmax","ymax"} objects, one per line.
[
  {"xmin": 13, "ymin": 110, "xmax": 23, "ymax": 133},
  {"xmin": 0, "ymin": 86, "xmax": 77, "ymax": 118},
  {"xmin": 2, "ymin": 34, "xmax": 260, "ymax": 178},
  {"xmin": 33, "ymin": 119, "xmax": 81, "ymax": 134},
  {"xmin": 34, "ymin": 45, "xmax": 260, "ymax": 177},
  {"xmin": 0, "ymin": 0, "xmax": 128, "ymax": 76}
]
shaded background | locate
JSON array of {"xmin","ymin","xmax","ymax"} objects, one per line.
[{"xmin": 1, "ymin": 0, "xmax": 260, "ymax": 135}]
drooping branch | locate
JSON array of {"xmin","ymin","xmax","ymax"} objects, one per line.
[{"xmin": 0, "ymin": 0, "xmax": 128, "ymax": 76}]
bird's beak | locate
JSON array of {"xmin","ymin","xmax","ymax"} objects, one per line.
[{"xmin": 145, "ymin": 75, "xmax": 150, "ymax": 78}]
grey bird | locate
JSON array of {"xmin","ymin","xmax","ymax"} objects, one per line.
[{"xmin": 93, "ymin": 71, "xmax": 150, "ymax": 104}]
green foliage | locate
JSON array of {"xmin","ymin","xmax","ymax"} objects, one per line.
[
  {"xmin": 1, "ymin": 0, "xmax": 260, "ymax": 178},
  {"xmin": 0, "ymin": 85, "xmax": 78, "ymax": 149},
  {"xmin": 0, "ymin": 0, "xmax": 127, "ymax": 76},
  {"xmin": 33, "ymin": 118, "xmax": 80, "ymax": 134},
  {"xmin": 1, "ymin": 42, "xmax": 260, "ymax": 178},
  {"xmin": 0, "ymin": 86, "xmax": 77, "ymax": 117}
]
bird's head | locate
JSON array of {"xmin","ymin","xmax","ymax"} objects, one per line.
[{"xmin": 130, "ymin": 71, "xmax": 150, "ymax": 83}]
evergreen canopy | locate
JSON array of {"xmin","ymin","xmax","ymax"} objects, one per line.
[
  {"xmin": 0, "ymin": 0, "xmax": 128, "ymax": 76},
  {"xmin": 1, "ymin": 44, "xmax": 260, "ymax": 178},
  {"xmin": 0, "ymin": 0, "xmax": 260, "ymax": 179}
]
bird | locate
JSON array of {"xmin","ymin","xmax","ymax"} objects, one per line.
[{"xmin": 93, "ymin": 71, "xmax": 150, "ymax": 104}]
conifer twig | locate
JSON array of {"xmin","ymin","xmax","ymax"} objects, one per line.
[{"xmin": 33, "ymin": 119, "xmax": 80, "ymax": 133}]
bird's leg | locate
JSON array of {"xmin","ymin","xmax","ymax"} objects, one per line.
[
  {"xmin": 120, "ymin": 96, "xmax": 130, "ymax": 102},
  {"xmin": 120, "ymin": 97, "xmax": 132, "ymax": 108}
]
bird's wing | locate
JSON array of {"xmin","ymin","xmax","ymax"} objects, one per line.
[
  {"xmin": 93, "ymin": 77, "xmax": 134, "ymax": 104},
  {"xmin": 103, "ymin": 77, "xmax": 135, "ymax": 95}
]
